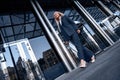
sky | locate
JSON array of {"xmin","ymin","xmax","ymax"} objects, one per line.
[{"xmin": 29, "ymin": 36, "xmax": 51, "ymax": 60}]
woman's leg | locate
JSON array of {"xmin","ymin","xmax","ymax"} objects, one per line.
[
  {"xmin": 71, "ymin": 33, "xmax": 85, "ymax": 60},
  {"xmin": 83, "ymin": 47, "xmax": 95, "ymax": 62},
  {"xmin": 70, "ymin": 33, "xmax": 86, "ymax": 67}
]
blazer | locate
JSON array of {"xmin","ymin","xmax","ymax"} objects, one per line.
[{"xmin": 61, "ymin": 15, "xmax": 78, "ymax": 36}]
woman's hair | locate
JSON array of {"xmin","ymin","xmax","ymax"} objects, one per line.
[{"xmin": 53, "ymin": 11, "xmax": 64, "ymax": 17}]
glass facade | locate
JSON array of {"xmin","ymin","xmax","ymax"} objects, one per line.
[{"xmin": 0, "ymin": 0, "xmax": 120, "ymax": 80}]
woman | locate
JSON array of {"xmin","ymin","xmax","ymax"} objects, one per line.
[{"xmin": 53, "ymin": 11, "xmax": 95, "ymax": 68}]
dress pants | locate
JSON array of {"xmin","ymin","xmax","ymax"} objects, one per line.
[{"xmin": 70, "ymin": 32, "xmax": 94, "ymax": 62}]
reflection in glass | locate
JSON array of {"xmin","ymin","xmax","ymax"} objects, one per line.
[
  {"xmin": 100, "ymin": 17, "xmax": 120, "ymax": 42},
  {"xmin": 21, "ymin": 42, "xmax": 44, "ymax": 80},
  {"xmin": 2, "ymin": 45, "xmax": 17, "ymax": 80},
  {"xmin": 84, "ymin": 24, "xmax": 107, "ymax": 49},
  {"xmin": 81, "ymin": 26, "xmax": 101, "ymax": 53},
  {"xmin": 0, "ymin": 53, "xmax": 10, "ymax": 80},
  {"xmin": 9, "ymin": 45, "xmax": 21, "ymax": 80},
  {"xmin": 30, "ymin": 36, "xmax": 67, "ymax": 80},
  {"xmin": 1, "ymin": 39, "xmax": 47, "ymax": 80},
  {"xmin": 0, "ymin": 37, "xmax": 68, "ymax": 80}
]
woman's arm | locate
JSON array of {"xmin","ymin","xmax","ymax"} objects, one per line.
[{"xmin": 64, "ymin": 15, "xmax": 79, "ymax": 31}]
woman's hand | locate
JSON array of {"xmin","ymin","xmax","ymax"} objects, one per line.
[
  {"xmin": 77, "ymin": 29, "xmax": 81, "ymax": 34},
  {"xmin": 63, "ymin": 41, "xmax": 69, "ymax": 45}
]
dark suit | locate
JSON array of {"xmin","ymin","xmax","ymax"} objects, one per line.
[{"xmin": 58, "ymin": 15, "xmax": 94, "ymax": 61}]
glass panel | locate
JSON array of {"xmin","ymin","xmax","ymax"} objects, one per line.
[
  {"xmin": 21, "ymin": 41, "xmax": 44, "ymax": 80},
  {"xmin": 25, "ymin": 24, "xmax": 34, "ymax": 32},
  {"xmin": 84, "ymin": 24, "xmax": 107, "ymax": 49},
  {"xmin": 0, "ymin": 53, "xmax": 10, "ymax": 80},
  {"xmin": 2, "ymin": 38, "xmax": 68, "ymax": 80},
  {"xmin": 30, "ymin": 36, "xmax": 67, "ymax": 80},
  {"xmin": 1, "ymin": 39, "xmax": 51, "ymax": 80},
  {"xmin": 4, "ymin": 46, "xmax": 18, "ymax": 80},
  {"xmin": 105, "ymin": 4, "xmax": 117, "ymax": 13},
  {"xmin": 5, "ymin": 27, "xmax": 13, "ymax": 36},
  {"xmin": 87, "ymin": 5, "xmax": 120, "ymax": 42},
  {"xmin": 14, "ymin": 25, "xmax": 24, "ymax": 35},
  {"xmin": 0, "ymin": 16, "xmax": 11, "ymax": 26},
  {"xmin": 7, "ymin": 36, "xmax": 15, "ymax": 42},
  {"xmin": 81, "ymin": 25, "xmax": 101, "ymax": 53},
  {"xmin": 25, "ymin": 32, "xmax": 33, "ymax": 38},
  {"xmin": 47, "ymin": 11, "xmax": 55, "ymax": 19},
  {"xmin": 100, "ymin": 16, "xmax": 120, "ymax": 42},
  {"xmin": 86, "ymin": 7, "xmax": 107, "ymax": 21},
  {"xmin": 9, "ymin": 45, "xmax": 22, "ymax": 80},
  {"xmin": 11, "ymin": 15, "xmax": 24, "ymax": 24},
  {"xmin": 28, "ymin": 14, "xmax": 36, "ymax": 22}
]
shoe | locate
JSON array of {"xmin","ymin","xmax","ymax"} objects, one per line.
[
  {"xmin": 91, "ymin": 55, "xmax": 95, "ymax": 63},
  {"xmin": 80, "ymin": 64, "xmax": 86, "ymax": 68},
  {"xmin": 80, "ymin": 60, "xmax": 86, "ymax": 68}
]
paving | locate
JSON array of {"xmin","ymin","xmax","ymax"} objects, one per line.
[{"xmin": 55, "ymin": 40, "xmax": 120, "ymax": 80}]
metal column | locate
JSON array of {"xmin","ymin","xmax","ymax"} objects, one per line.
[
  {"xmin": 33, "ymin": 0, "xmax": 77, "ymax": 69},
  {"xmin": 69, "ymin": 0, "xmax": 114, "ymax": 46},
  {"xmin": 30, "ymin": 0, "xmax": 73, "ymax": 72},
  {"xmin": 92, "ymin": 0, "xmax": 113, "ymax": 16},
  {"xmin": 111, "ymin": 1, "xmax": 120, "ymax": 11}
]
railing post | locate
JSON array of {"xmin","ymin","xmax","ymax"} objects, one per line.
[{"xmin": 30, "ymin": 0, "xmax": 73, "ymax": 72}]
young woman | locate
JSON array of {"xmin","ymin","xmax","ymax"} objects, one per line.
[{"xmin": 53, "ymin": 11, "xmax": 95, "ymax": 68}]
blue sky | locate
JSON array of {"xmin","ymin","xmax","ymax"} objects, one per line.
[{"xmin": 30, "ymin": 36, "xmax": 51, "ymax": 60}]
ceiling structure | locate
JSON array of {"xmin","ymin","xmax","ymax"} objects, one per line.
[
  {"xmin": 0, "ymin": 0, "xmax": 118, "ymax": 43},
  {"xmin": 0, "ymin": 0, "xmax": 93, "ymax": 14}
]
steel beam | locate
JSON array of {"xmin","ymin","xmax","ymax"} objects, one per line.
[
  {"xmin": 30, "ymin": 0, "xmax": 73, "ymax": 72},
  {"xmin": 93, "ymin": 0, "xmax": 113, "ymax": 16},
  {"xmin": 33, "ymin": 0, "xmax": 77, "ymax": 69}
]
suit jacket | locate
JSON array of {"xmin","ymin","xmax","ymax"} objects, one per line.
[
  {"xmin": 55, "ymin": 15, "xmax": 79, "ymax": 41},
  {"xmin": 61, "ymin": 15, "xmax": 78, "ymax": 36}
]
